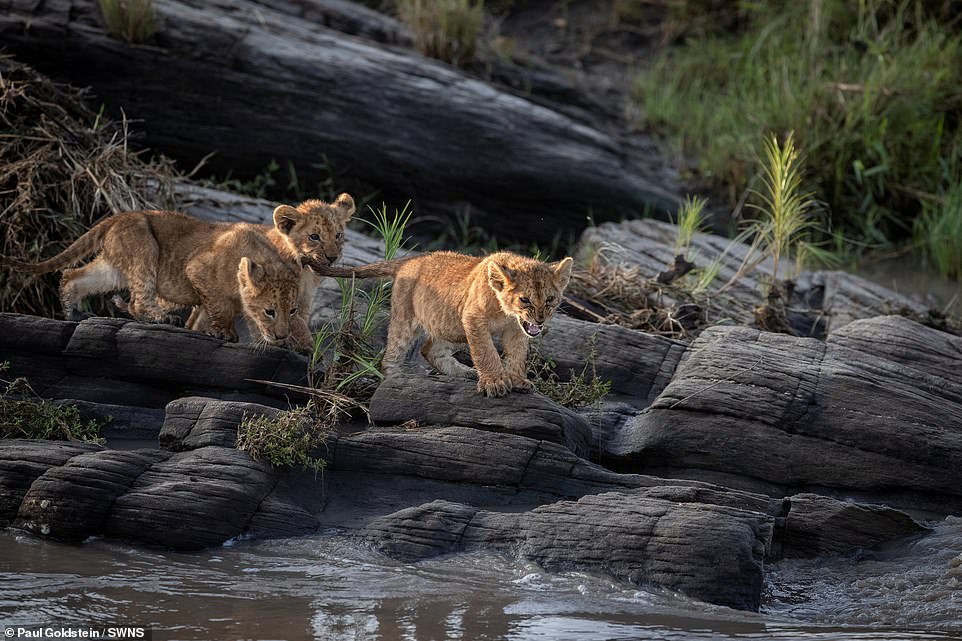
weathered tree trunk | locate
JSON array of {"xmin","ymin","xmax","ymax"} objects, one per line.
[{"xmin": 0, "ymin": 0, "xmax": 681, "ymax": 239}]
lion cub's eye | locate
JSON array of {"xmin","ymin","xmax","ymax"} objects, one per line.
[
  {"xmin": 290, "ymin": 308, "xmax": 298, "ymax": 316},
  {"xmin": 309, "ymin": 233, "xmax": 321, "ymax": 242},
  {"xmin": 519, "ymin": 296, "xmax": 531, "ymax": 305},
  {"xmin": 264, "ymin": 309, "xmax": 276, "ymax": 318},
  {"xmin": 546, "ymin": 295, "xmax": 556, "ymax": 304},
  {"xmin": 335, "ymin": 232, "xmax": 344, "ymax": 240}
]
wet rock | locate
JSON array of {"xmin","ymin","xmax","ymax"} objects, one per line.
[
  {"xmin": 777, "ymin": 493, "xmax": 928, "ymax": 558},
  {"xmin": 0, "ymin": 307, "xmax": 951, "ymax": 607},
  {"xmin": 366, "ymin": 493, "xmax": 774, "ymax": 611},
  {"xmin": 104, "ymin": 446, "xmax": 278, "ymax": 550},
  {"xmin": 0, "ymin": 440, "xmax": 102, "ymax": 526},
  {"xmin": 161, "ymin": 397, "xmax": 280, "ymax": 452},
  {"xmin": 15, "ymin": 449, "xmax": 167, "ymax": 542}
]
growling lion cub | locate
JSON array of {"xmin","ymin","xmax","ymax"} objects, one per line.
[
  {"xmin": 11, "ymin": 210, "xmax": 302, "ymax": 347},
  {"xmin": 318, "ymin": 251, "xmax": 573, "ymax": 397}
]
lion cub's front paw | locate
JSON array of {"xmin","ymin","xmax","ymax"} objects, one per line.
[
  {"xmin": 508, "ymin": 373, "xmax": 534, "ymax": 392},
  {"xmin": 206, "ymin": 324, "xmax": 238, "ymax": 342},
  {"xmin": 477, "ymin": 372, "xmax": 511, "ymax": 397}
]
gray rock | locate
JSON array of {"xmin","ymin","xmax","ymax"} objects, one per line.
[
  {"xmin": 0, "ymin": 314, "xmax": 311, "ymax": 412},
  {"xmin": 537, "ymin": 314, "xmax": 685, "ymax": 407},
  {"xmin": 369, "ymin": 370, "xmax": 594, "ymax": 458},
  {"xmin": 161, "ymin": 397, "xmax": 281, "ymax": 452},
  {"xmin": 0, "ymin": 440, "xmax": 102, "ymax": 526},
  {"xmin": 104, "ymin": 446, "xmax": 277, "ymax": 550},
  {"xmin": 56, "ymin": 399, "xmax": 165, "ymax": 441},
  {"xmin": 607, "ymin": 316, "xmax": 962, "ymax": 515},
  {"xmin": 15, "ymin": 449, "xmax": 166, "ymax": 542},
  {"xmin": 64, "ymin": 317, "xmax": 309, "ymax": 395},
  {"xmin": 365, "ymin": 493, "xmax": 774, "ymax": 611},
  {"xmin": 1, "ymin": 0, "xmax": 681, "ymax": 241},
  {"xmin": 577, "ymin": 218, "xmax": 932, "ymax": 334},
  {"xmin": 776, "ymin": 493, "xmax": 928, "ymax": 558}
]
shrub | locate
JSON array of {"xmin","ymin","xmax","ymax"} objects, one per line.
[
  {"xmin": 528, "ymin": 335, "xmax": 611, "ymax": 408},
  {"xmin": 0, "ymin": 363, "xmax": 106, "ymax": 443},
  {"xmin": 236, "ymin": 404, "xmax": 333, "ymax": 472}
]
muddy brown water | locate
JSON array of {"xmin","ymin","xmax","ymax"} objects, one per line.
[{"xmin": 3, "ymin": 516, "xmax": 962, "ymax": 641}]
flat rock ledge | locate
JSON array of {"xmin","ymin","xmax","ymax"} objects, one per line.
[{"xmin": 0, "ymin": 311, "xmax": 949, "ymax": 611}]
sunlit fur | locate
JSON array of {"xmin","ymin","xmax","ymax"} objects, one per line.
[
  {"xmin": 11, "ymin": 209, "xmax": 302, "ymax": 347},
  {"xmin": 316, "ymin": 250, "xmax": 573, "ymax": 397},
  {"xmin": 265, "ymin": 193, "xmax": 356, "ymax": 348}
]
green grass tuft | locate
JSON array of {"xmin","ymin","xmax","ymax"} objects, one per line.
[
  {"xmin": 915, "ymin": 181, "xmax": 962, "ymax": 280},
  {"xmin": 528, "ymin": 335, "xmax": 611, "ymax": 408},
  {"xmin": 672, "ymin": 194, "xmax": 709, "ymax": 260},
  {"xmin": 0, "ymin": 363, "xmax": 106, "ymax": 443},
  {"xmin": 311, "ymin": 202, "xmax": 413, "ymax": 399},
  {"xmin": 98, "ymin": 0, "xmax": 157, "ymax": 44}
]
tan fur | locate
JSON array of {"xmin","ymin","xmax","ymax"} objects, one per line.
[
  {"xmin": 187, "ymin": 193, "xmax": 356, "ymax": 348},
  {"xmin": 11, "ymin": 210, "xmax": 302, "ymax": 347},
  {"xmin": 319, "ymin": 251, "xmax": 573, "ymax": 397}
]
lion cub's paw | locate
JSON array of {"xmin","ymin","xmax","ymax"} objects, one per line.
[
  {"xmin": 477, "ymin": 372, "xmax": 511, "ymax": 397},
  {"xmin": 207, "ymin": 324, "xmax": 238, "ymax": 343},
  {"xmin": 508, "ymin": 373, "xmax": 534, "ymax": 392}
]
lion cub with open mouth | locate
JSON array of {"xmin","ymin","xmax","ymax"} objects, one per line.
[{"xmin": 318, "ymin": 251, "xmax": 573, "ymax": 397}]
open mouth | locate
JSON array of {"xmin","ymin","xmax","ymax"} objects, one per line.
[{"xmin": 520, "ymin": 319, "xmax": 543, "ymax": 337}]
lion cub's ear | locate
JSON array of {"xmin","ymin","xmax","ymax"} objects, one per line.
[
  {"xmin": 273, "ymin": 205, "xmax": 300, "ymax": 235},
  {"xmin": 333, "ymin": 193, "xmax": 356, "ymax": 224},
  {"xmin": 238, "ymin": 257, "xmax": 265, "ymax": 285},
  {"xmin": 552, "ymin": 257, "xmax": 573, "ymax": 289},
  {"xmin": 487, "ymin": 262, "xmax": 515, "ymax": 292}
]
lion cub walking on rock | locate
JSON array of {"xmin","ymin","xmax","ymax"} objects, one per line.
[
  {"xmin": 318, "ymin": 251, "xmax": 573, "ymax": 397},
  {"xmin": 10, "ymin": 210, "xmax": 303, "ymax": 348}
]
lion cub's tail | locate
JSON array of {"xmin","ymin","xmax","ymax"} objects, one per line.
[
  {"xmin": 4, "ymin": 216, "xmax": 116, "ymax": 274},
  {"xmin": 312, "ymin": 256, "xmax": 414, "ymax": 279}
]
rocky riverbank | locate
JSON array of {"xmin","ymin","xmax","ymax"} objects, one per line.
[{"xmin": 2, "ymin": 287, "xmax": 958, "ymax": 611}]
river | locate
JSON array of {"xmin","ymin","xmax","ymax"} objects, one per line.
[{"xmin": 2, "ymin": 516, "xmax": 961, "ymax": 641}]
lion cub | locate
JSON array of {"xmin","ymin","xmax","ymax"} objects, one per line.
[
  {"xmin": 185, "ymin": 193, "xmax": 355, "ymax": 347},
  {"xmin": 11, "ymin": 210, "xmax": 302, "ymax": 348},
  {"xmin": 318, "ymin": 251, "xmax": 573, "ymax": 397}
]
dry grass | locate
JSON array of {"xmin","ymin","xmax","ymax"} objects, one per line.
[
  {"xmin": 396, "ymin": 0, "xmax": 486, "ymax": 66},
  {"xmin": 567, "ymin": 245, "xmax": 709, "ymax": 341},
  {"xmin": 0, "ymin": 55, "xmax": 178, "ymax": 317}
]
